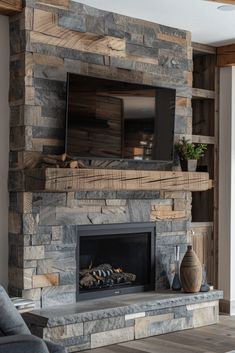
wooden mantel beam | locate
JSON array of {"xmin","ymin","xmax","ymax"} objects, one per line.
[
  {"xmin": 0, "ymin": 0, "xmax": 22, "ymax": 15},
  {"xmin": 217, "ymin": 44, "xmax": 235, "ymax": 67}
]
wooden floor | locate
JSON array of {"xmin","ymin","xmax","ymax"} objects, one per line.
[{"xmin": 85, "ymin": 316, "xmax": 235, "ymax": 353}]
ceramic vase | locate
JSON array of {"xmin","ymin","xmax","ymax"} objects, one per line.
[
  {"xmin": 180, "ymin": 159, "xmax": 197, "ymax": 172},
  {"xmin": 180, "ymin": 245, "xmax": 202, "ymax": 293}
]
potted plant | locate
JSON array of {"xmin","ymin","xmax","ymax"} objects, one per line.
[{"xmin": 175, "ymin": 137, "xmax": 207, "ymax": 172}]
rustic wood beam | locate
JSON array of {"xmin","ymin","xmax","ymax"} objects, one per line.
[
  {"xmin": 207, "ymin": 0, "xmax": 235, "ymax": 4},
  {"xmin": 8, "ymin": 168, "xmax": 213, "ymax": 192},
  {"xmin": 217, "ymin": 44, "xmax": 235, "ymax": 67},
  {"xmin": 0, "ymin": 0, "xmax": 22, "ymax": 15}
]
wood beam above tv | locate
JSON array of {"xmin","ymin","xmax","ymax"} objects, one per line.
[{"xmin": 0, "ymin": 0, "xmax": 22, "ymax": 15}]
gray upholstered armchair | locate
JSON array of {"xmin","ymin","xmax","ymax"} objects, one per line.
[{"xmin": 0, "ymin": 286, "xmax": 65, "ymax": 353}]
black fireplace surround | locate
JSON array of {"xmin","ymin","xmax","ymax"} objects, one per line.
[{"xmin": 76, "ymin": 222, "xmax": 156, "ymax": 300}]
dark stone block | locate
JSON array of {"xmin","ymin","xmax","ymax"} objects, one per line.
[
  {"xmin": 117, "ymin": 191, "xmax": 160, "ymax": 199},
  {"xmin": 41, "ymin": 106, "xmax": 66, "ymax": 120},
  {"xmin": 126, "ymin": 43, "xmax": 158, "ymax": 59},
  {"xmin": 32, "ymin": 127, "xmax": 65, "ymax": 139},
  {"xmin": 9, "ymin": 192, "xmax": 18, "ymax": 211},
  {"xmin": 106, "ymin": 28, "xmax": 125, "ymax": 38},
  {"xmin": 44, "ymin": 244, "xmax": 76, "ymax": 260},
  {"xmin": 59, "ymin": 271, "xmax": 76, "ymax": 285},
  {"xmin": 86, "ymin": 15, "xmax": 105, "ymax": 35},
  {"xmin": 128, "ymin": 200, "xmax": 151, "ymax": 222},
  {"xmin": 58, "ymin": 14, "xmax": 86, "ymax": 32},
  {"xmin": 75, "ymin": 191, "xmax": 117, "ymax": 200},
  {"xmin": 110, "ymin": 57, "xmax": 136, "ymax": 70},
  {"xmin": 172, "ymin": 220, "xmax": 187, "ymax": 232},
  {"xmin": 62, "ymin": 225, "xmax": 77, "ymax": 244},
  {"xmin": 155, "ymin": 221, "xmax": 173, "ymax": 233},
  {"xmin": 38, "ymin": 225, "xmax": 53, "ymax": 234},
  {"xmin": 10, "ymin": 21, "xmax": 25, "ymax": 55},
  {"xmin": 175, "ymin": 115, "xmax": 188, "ymax": 134},
  {"xmin": 43, "ymin": 146, "xmax": 65, "ymax": 155},
  {"xmin": 159, "ymin": 24, "xmax": 188, "ymax": 39},
  {"xmin": 32, "ymin": 233, "xmax": 51, "ymax": 246}
]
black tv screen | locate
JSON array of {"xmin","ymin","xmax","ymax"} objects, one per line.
[{"xmin": 65, "ymin": 74, "xmax": 176, "ymax": 161}]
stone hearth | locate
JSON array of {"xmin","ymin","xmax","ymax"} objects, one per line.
[{"xmin": 24, "ymin": 290, "xmax": 223, "ymax": 352}]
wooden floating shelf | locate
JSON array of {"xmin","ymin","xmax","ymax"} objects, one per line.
[
  {"xmin": 192, "ymin": 135, "xmax": 215, "ymax": 145},
  {"xmin": 9, "ymin": 168, "xmax": 213, "ymax": 192},
  {"xmin": 192, "ymin": 88, "xmax": 215, "ymax": 100},
  {"xmin": 0, "ymin": 0, "xmax": 22, "ymax": 15}
]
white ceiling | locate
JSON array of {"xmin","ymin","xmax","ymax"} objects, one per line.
[{"xmin": 75, "ymin": 0, "xmax": 235, "ymax": 46}]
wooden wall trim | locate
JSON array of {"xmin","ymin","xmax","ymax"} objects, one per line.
[
  {"xmin": 207, "ymin": 0, "xmax": 235, "ymax": 4},
  {"xmin": 0, "ymin": 0, "xmax": 22, "ymax": 15},
  {"xmin": 217, "ymin": 44, "xmax": 235, "ymax": 67}
]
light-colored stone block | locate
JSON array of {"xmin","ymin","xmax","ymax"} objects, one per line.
[
  {"xmin": 24, "ymin": 268, "xmax": 36, "ymax": 289},
  {"xmin": 125, "ymin": 312, "xmax": 145, "ymax": 320},
  {"xmin": 51, "ymin": 226, "xmax": 63, "ymax": 242},
  {"xmin": 22, "ymin": 288, "xmax": 42, "ymax": 301},
  {"xmin": 32, "ymin": 274, "xmax": 59, "ymax": 288},
  {"xmin": 91, "ymin": 326, "xmax": 134, "ymax": 349},
  {"xmin": 44, "ymin": 323, "xmax": 83, "ymax": 340},
  {"xmin": 191, "ymin": 305, "xmax": 219, "ymax": 328},
  {"xmin": 187, "ymin": 300, "xmax": 218, "ymax": 311},
  {"xmin": 135, "ymin": 313, "xmax": 175, "ymax": 339},
  {"xmin": 106, "ymin": 200, "xmax": 127, "ymax": 206},
  {"xmin": 24, "ymin": 246, "xmax": 45, "ymax": 260}
]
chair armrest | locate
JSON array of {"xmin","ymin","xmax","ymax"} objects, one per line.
[{"xmin": 0, "ymin": 334, "xmax": 49, "ymax": 353}]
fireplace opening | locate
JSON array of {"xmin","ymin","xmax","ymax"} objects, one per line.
[{"xmin": 77, "ymin": 223, "xmax": 155, "ymax": 300}]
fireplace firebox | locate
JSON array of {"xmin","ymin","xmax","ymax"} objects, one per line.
[{"xmin": 76, "ymin": 223, "xmax": 155, "ymax": 300}]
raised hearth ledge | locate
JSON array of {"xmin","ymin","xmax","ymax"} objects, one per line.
[
  {"xmin": 9, "ymin": 168, "xmax": 213, "ymax": 192},
  {"xmin": 23, "ymin": 290, "xmax": 223, "ymax": 352}
]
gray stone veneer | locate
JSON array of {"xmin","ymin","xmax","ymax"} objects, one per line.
[
  {"xmin": 9, "ymin": 190, "xmax": 191, "ymax": 308},
  {"xmin": 9, "ymin": 0, "xmax": 193, "ymax": 308},
  {"xmin": 24, "ymin": 290, "xmax": 223, "ymax": 352}
]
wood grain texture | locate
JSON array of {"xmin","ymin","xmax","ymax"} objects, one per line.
[
  {"xmin": 217, "ymin": 44, "xmax": 235, "ymax": 67},
  {"xmin": 0, "ymin": 0, "xmax": 22, "ymax": 15},
  {"xmin": 9, "ymin": 168, "xmax": 213, "ymax": 192},
  {"xmin": 207, "ymin": 0, "xmax": 235, "ymax": 4},
  {"xmin": 192, "ymin": 88, "xmax": 215, "ymax": 100},
  {"xmin": 192, "ymin": 42, "xmax": 216, "ymax": 55}
]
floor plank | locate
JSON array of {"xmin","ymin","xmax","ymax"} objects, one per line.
[{"xmin": 84, "ymin": 316, "xmax": 235, "ymax": 353}]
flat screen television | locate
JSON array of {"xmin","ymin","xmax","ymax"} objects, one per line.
[{"xmin": 65, "ymin": 74, "xmax": 176, "ymax": 162}]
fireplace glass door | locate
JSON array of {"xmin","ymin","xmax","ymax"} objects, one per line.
[{"xmin": 77, "ymin": 223, "xmax": 155, "ymax": 300}]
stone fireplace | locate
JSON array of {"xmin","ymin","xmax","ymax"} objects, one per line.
[
  {"xmin": 8, "ymin": 0, "xmax": 196, "ymax": 308},
  {"xmin": 7, "ymin": 1, "xmax": 223, "ymax": 351}
]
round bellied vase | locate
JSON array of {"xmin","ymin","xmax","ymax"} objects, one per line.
[{"xmin": 180, "ymin": 245, "xmax": 202, "ymax": 293}]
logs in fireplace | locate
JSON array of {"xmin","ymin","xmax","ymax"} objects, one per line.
[
  {"xmin": 79, "ymin": 263, "xmax": 136, "ymax": 289},
  {"xmin": 77, "ymin": 223, "xmax": 155, "ymax": 300}
]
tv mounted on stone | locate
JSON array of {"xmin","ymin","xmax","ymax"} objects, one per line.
[{"xmin": 65, "ymin": 73, "xmax": 176, "ymax": 162}]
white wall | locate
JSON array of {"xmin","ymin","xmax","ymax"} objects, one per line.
[
  {"xmin": 219, "ymin": 67, "xmax": 235, "ymax": 315},
  {"xmin": 0, "ymin": 15, "xmax": 9, "ymax": 289}
]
